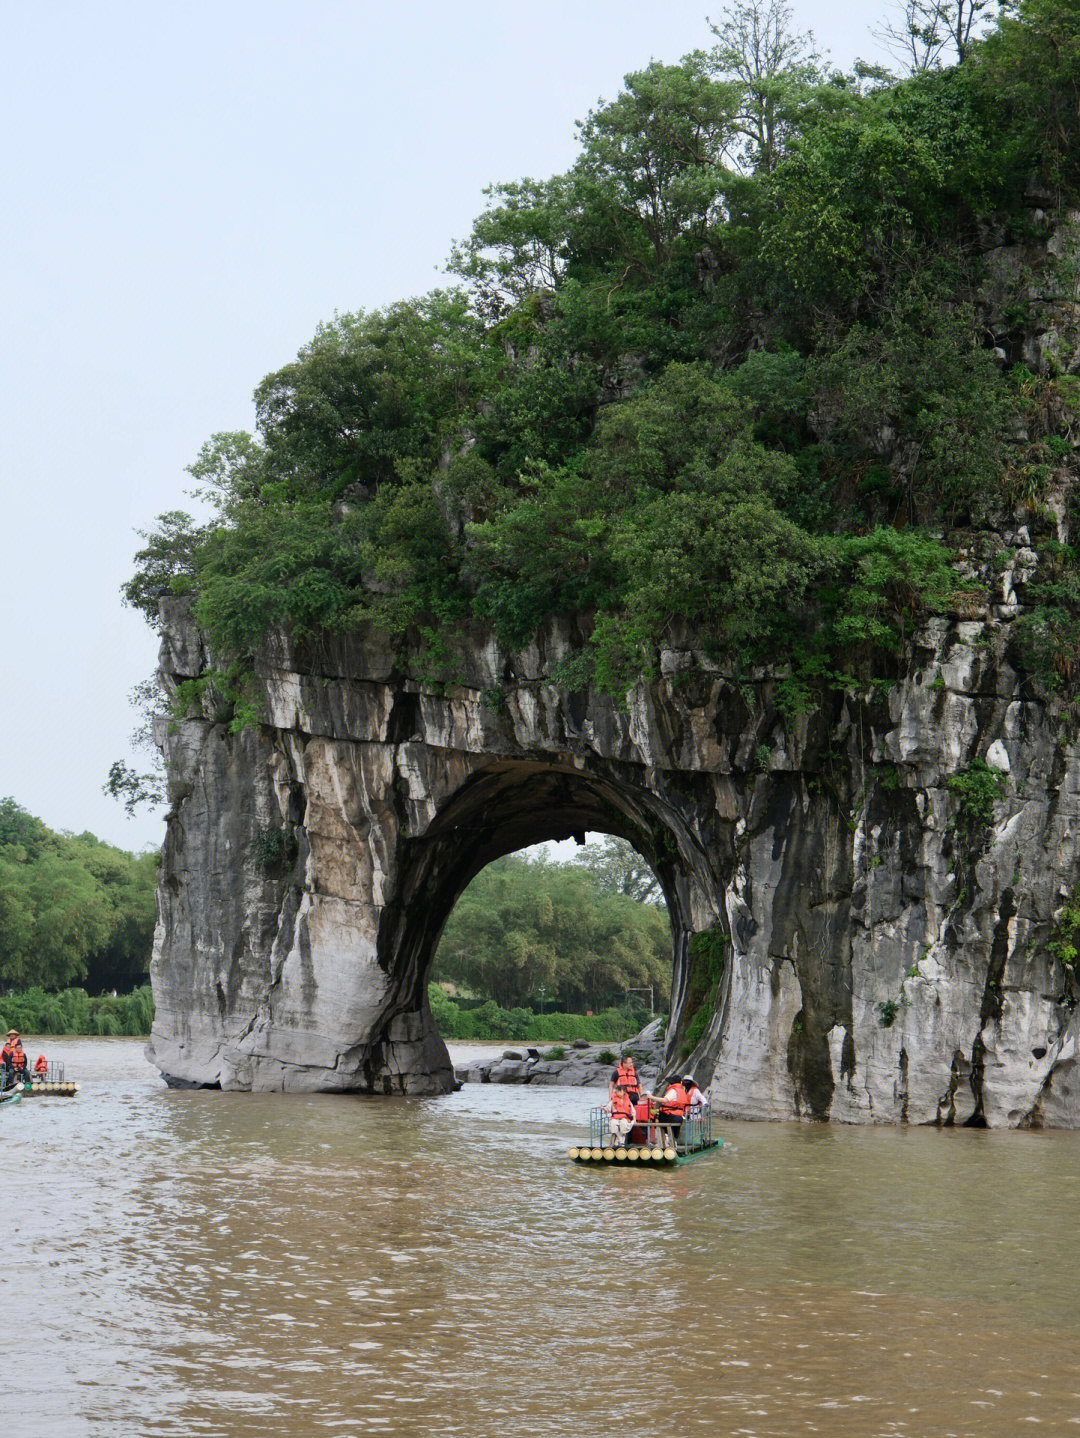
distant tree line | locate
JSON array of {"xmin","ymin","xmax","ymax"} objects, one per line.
[
  {"xmin": 432, "ymin": 841, "xmax": 671, "ymax": 1013},
  {"xmin": 0, "ymin": 985, "xmax": 154, "ymax": 1038},
  {"xmin": 0, "ymin": 798, "xmax": 157, "ymax": 994}
]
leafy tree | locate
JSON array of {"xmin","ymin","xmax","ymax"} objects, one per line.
[
  {"xmin": 808, "ymin": 264, "xmax": 1019, "ymax": 524},
  {"xmin": 876, "ymin": 0, "xmax": 998, "ymax": 71},
  {"xmin": 122, "ymin": 511, "xmax": 209, "ymax": 626},
  {"xmin": 123, "ymin": 3, "xmax": 1080, "ymax": 719},
  {"xmin": 828, "ymin": 527, "xmax": 960, "ymax": 651},
  {"xmin": 708, "ymin": 0, "xmax": 829, "ymax": 172},
  {"xmin": 0, "ymin": 801, "xmax": 157, "ymax": 993},
  {"xmin": 977, "ymin": 0, "xmax": 1080, "ymax": 192},
  {"xmin": 571, "ymin": 835, "xmax": 663, "ymax": 903},
  {"xmin": 433, "ymin": 851, "xmax": 671, "ymax": 1012}
]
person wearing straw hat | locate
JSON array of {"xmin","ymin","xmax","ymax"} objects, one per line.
[{"xmin": 1, "ymin": 1030, "xmax": 27, "ymax": 1089}]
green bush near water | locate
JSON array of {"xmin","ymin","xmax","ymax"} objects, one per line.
[
  {"xmin": 0, "ymin": 985, "xmax": 154, "ymax": 1037},
  {"xmin": 428, "ymin": 985, "xmax": 637, "ymax": 1042}
]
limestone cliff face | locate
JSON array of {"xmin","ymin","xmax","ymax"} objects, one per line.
[{"xmin": 149, "ymin": 528, "xmax": 1080, "ymax": 1124}]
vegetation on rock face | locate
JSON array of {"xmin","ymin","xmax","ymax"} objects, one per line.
[
  {"xmin": 432, "ymin": 846, "xmax": 671, "ymax": 1014},
  {"xmin": 0, "ymin": 799, "xmax": 157, "ymax": 994},
  {"xmin": 124, "ymin": 0, "xmax": 1080, "ymax": 713},
  {"xmin": 947, "ymin": 757, "xmax": 1005, "ymax": 830},
  {"xmin": 679, "ymin": 925, "xmax": 728, "ymax": 1058}
]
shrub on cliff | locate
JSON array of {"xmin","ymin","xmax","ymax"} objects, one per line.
[{"xmin": 125, "ymin": 0, "xmax": 1080, "ymax": 707}]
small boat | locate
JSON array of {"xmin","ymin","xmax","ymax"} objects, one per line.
[
  {"xmin": 568, "ymin": 1104, "xmax": 722, "ymax": 1167},
  {"xmin": 0, "ymin": 1083, "xmax": 28, "ymax": 1107}
]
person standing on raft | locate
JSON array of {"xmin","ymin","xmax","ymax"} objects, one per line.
[
  {"xmin": 1, "ymin": 1030, "xmax": 28, "ymax": 1089},
  {"xmin": 608, "ymin": 1056, "xmax": 640, "ymax": 1147},
  {"xmin": 613, "ymin": 1054, "xmax": 639, "ymax": 1101}
]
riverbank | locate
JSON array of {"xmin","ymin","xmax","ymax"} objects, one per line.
[
  {"xmin": 429, "ymin": 985, "xmax": 654, "ymax": 1043},
  {"xmin": 453, "ymin": 1018, "xmax": 665, "ymax": 1087},
  {"xmin": 0, "ymin": 982, "xmax": 657, "ymax": 1052},
  {"xmin": 0, "ymin": 985, "xmax": 153, "ymax": 1036}
]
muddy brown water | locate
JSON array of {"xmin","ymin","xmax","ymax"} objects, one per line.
[{"xmin": 6, "ymin": 1037, "xmax": 1080, "ymax": 1436}]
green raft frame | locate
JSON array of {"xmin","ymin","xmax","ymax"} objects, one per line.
[{"xmin": 569, "ymin": 1106, "xmax": 722, "ymax": 1167}]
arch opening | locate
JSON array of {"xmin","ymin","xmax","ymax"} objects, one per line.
[
  {"xmin": 428, "ymin": 831, "xmax": 672, "ymax": 1039},
  {"xmin": 364, "ymin": 760, "xmax": 727, "ymax": 1093}
]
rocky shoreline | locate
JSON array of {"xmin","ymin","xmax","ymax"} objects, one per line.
[{"xmin": 454, "ymin": 1019, "xmax": 665, "ymax": 1088}]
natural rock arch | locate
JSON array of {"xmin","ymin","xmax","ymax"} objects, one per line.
[
  {"xmin": 375, "ymin": 763, "xmax": 703, "ymax": 1086},
  {"xmin": 149, "ymin": 596, "xmax": 1080, "ymax": 1126}
]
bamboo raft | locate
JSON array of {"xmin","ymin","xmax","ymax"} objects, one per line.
[
  {"xmin": 568, "ymin": 1105, "xmax": 722, "ymax": 1167},
  {"xmin": 14, "ymin": 1062, "xmax": 80, "ymax": 1098},
  {"xmin": 24, "ymin": 1081, "xmax": 80, "ymax": 1098},
  {"xmin": 568, "ymin": 1139, "xmax": 721, "ymax": 1166}
]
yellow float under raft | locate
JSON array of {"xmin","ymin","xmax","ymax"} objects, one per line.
[{"xmin": 25, "ymin": 1081, "xmax": 80, "ymax": 1098}]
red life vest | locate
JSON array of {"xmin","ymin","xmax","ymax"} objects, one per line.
[
  {"xmin": 616, "ymin": 1058, "xmax": 637, "ymax": 1090},
  {"xmin": 610, "ymin": 1089, "xmax": 635, "ymax": 1120},
  {"xmin": 660, "ymin": 1082, "xmax": 689, "ymax": 1118},
  {"xmin": 34, "ymin": 1055, "xmax": 48, "ymax": 1075}
]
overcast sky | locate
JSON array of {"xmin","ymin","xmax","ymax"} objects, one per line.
[{"xmin": 1, "ymin": 0, "xmax": 891, "ymax": 852}]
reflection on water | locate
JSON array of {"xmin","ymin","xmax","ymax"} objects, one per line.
[{"xmin": 6, "ymin": 1037, "xmax": 1080, "ymax": 1436}]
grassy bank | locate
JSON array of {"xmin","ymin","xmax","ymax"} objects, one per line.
[
  {"xmin": 429, "ymin": 986, "xmax": 648, "ymax": 1043},
  {"xmin": 0, "ymin": 985, "xmax": 154, "ymax": 1037}
]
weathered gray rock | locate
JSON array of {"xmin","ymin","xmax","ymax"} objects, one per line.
[
  {"xmin": 150, "ymin": 521, "xmax": 1080, "ymax": 1126},
  {"xmin": 487, "ymin": 1059, "xmax": 532, "ymax": 1083}
]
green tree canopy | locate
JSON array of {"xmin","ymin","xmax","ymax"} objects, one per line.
[
  {"xmin": 123, "ymin": 0, "xmax": 1080, "ymax": 717},
  {"xmin": 0, "ymin": 799, "xmax": 157, "ymax": 993},
  {"xmin": 432, "ymin": 850, "xmax": 671, "ymax": 1013}
]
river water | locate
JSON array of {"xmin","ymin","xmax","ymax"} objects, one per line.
[{"xmin": 6, "ymin": 1037, "xmax": 1080, "ymax": 1436}]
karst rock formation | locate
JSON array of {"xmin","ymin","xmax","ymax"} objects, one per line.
[{"xmin": 150, "ymin": 551, "xmax": 1080, "ymax": 1126}]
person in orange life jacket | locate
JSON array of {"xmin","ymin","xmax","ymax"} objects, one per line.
[
  {"xmin": 614, "ymin": 1055, "xmax": 639, "ymax": 1102},
  {"xmin": 1, "ymin": 1030, "xmax": 27, "ymax": 1088},
  {"xmin": 33, "ymin": 1054, "xmax": 48, "ymax": 1078},
  {"xmin": 657, "ymin": 1076, "xmax": 692, "ymax": 1150},
  {"xmin": 684, "ymin": 1075, "xmax": 706, "ymax": 1115},
  {"xmin": 608, "ymin": 1084, "xmax": 636, "ymax": 1147}
]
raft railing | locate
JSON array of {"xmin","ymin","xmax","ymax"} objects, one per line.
[{"xmin": 586, "ymin": 1102, "xmax": 713, "ymax": 1153}]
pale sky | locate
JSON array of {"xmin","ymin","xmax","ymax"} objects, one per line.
[{"xmin": 1, "ymin": 0, "xmax": 891, "ymax": 852}]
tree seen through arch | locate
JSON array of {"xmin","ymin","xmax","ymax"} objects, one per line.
[{"xmin": 430, "ymin": 835, "xmax": 671, "ymax": 1036}]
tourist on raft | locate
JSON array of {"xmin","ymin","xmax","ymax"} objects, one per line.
[
  {"xmin": 684, "ymin": 1075, "xmax": 706, "ymax": 1115},
  {"xmin": 1, "ymin": 1030, "xmax": 28, "ymax": 1088},
  {"xmin": 656, "ymin": 1074, "xmax": 699, "ymax": 1151},
  {"xmin": 33, "ymin": 1054, "xmax": 48, "ymax": 1078},
  {"xmin": 608, "ymin": 1084, "xmax": 636, "ymax": 1147},
  {"xmin": 612, "ymin": 1054, "xmax": 639, "ymax": 1102}
]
